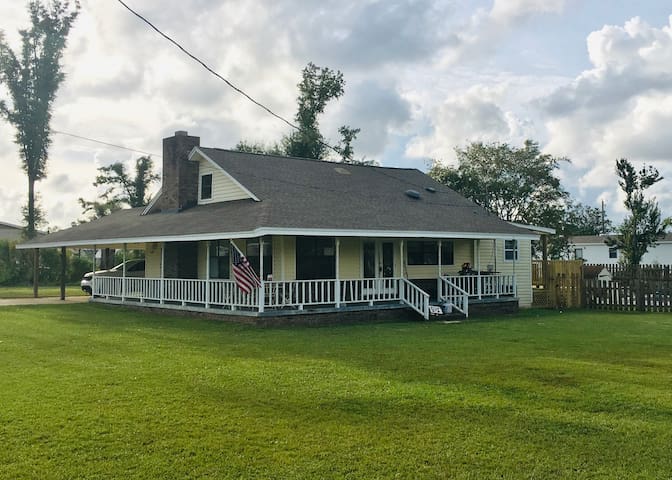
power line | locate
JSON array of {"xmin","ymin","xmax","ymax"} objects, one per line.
[
  {"xmin": 52, "ymin": 129, "xmax": 161, "ymax": 157},
  {"xmin": 115, "ymin": 0, "xmax": 349, "ymax": 160}
]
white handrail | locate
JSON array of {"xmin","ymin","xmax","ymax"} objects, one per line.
[
  {"xmin": 400, "ymin": 278, "xmax": 430, "ymax": 320},
  {"xmin": 441, "ymin": 274, "xmax": 515, "ymax": 299},
  {"xmin": 92, "ymin": 276, "xmax": 432, "ymax": 318},
  {"xmin": 439, "ymin": 277, "xmax": 469, "ymax": 317}
]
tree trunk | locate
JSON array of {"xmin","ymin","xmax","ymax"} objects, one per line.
[
  {"xmin": 33, "ymin": 248, "xmax": 39, "ymax": 298},
  {"xmin": 60, "ymin": 247, "xmax": 66, "ymax": 301},
  {"xmin": 27, "ymin": 176, "xmax": 36, "ymax": 239}
]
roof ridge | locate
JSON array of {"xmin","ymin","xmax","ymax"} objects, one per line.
[{"xmin": 199, "ymin": 146, "xmax": 419, "ymax": 172}]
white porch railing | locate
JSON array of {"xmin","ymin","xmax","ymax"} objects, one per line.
[
  {"xmin": 438, "ymin": 277, "xmax": 469, "ymax": 317},
  {"xmin": 441, "ymin": 273, "xmax": 516, "ymax": 300},
  {"xmin": 92, "ymin": 276, "xmax": 430, "ymax": 319},
  {"xmin": 399, "ymin": 278, "xmax": 430, "ymax": 319}
]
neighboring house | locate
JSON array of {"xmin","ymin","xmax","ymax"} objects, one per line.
[
  {"xmin": 0, "ymin": 221, "xmax": 23, "ymax": 242},
  {"xmin": 571, "ymin": 234, "xmax": 672, "ymax": 265},
  {"xmin": 19, "ymin": 131, "xmax": 539, "ymax": 320}
]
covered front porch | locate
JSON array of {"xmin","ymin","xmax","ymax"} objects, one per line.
[{"xmin": 88, "ymin": 234, "xmax": 528, "ymax": 320}]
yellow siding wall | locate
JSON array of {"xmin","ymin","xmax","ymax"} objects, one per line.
[
  {"xmin": 197, "ymin": 241, "xmax": 208, "ymax": 279},
  {"xmin": 477, "ymin": 239, "xmax": 533, "ymax": 308},
  {"xmin": 339, "ymin": 238, "xmax": 361, "ymax": 279},
  {"xmin": 197, "ymin": 157, "xmax": 252, "ymax": 205},
  {"xmin": 145, "ymin": 242, "xmax": 162, "ymax": 278},
  {"xmin": 280, "ymin": 236, "xmax": 296, "ymax": 280}
]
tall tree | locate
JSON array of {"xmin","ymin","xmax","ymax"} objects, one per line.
[
  {"xmin": 237, "ymin": 62, "xmax": 365, "ymax": 163},
  {"xmin": 78, "ymin": 156, "xmax": 159, "ymax": 222},
  {"xmin": 550, "ymin": 201, "xmax": 614, "ymax": 258},
  {"xmin": 429, "ymin": 140, "xmax": 568, "ymax": 227},
  {"xmin": 607, "ymin": 159, "xmax": 670, "ymax": 265},
  {"xmin": 0, "ymin": 0, "xmax": 79, "ymax": 238}
]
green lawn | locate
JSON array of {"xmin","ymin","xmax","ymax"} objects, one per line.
[
  {"xmin": 0, "ymin": 285, "xmax": 86, "ymax": 299},
  {"xmin": 1, "ymin": 306, "xmax": 671, "ymax": 479}
]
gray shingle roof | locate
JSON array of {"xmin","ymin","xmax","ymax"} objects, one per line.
[
  {"xmin": 20, "ymin": 148, "xmax": 534, "ymax": 248},
  {"xmin": 571, "ymin": 234, "xmax": 672, "ymax": 244}
]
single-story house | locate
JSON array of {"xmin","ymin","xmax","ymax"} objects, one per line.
[
  {"xmin": 18, "ymin": 131, "xmax": 539, "ymax": 320},
  {"xmin": 0, "ymin": 221, "xmax": 23, "ymax": 241},
  {"xmin": 571, "ymin": 234, "xmax": 672, "ymax": 265}
]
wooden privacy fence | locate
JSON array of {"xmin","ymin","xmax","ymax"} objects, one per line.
[
  {"xmin": 583, "ymin": 264, "xmax": 672, "ymax": 312},
  {"xmin": 532, "ymin": 260, "xmax": 583, "ymax": 309}
]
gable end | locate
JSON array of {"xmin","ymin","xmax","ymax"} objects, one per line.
[{"xmin": 190, "ymin": 148, "xmax": 259, "ymax": 204}]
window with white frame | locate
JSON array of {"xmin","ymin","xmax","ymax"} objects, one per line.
[
  {"xmin": 574, "ymin": 248, "xmax": 583, "ymax": 260},
  {"xmin": 200, "ymin": 174, "xmax": 213, "ymax": 200},
  {"xmin": 608, "ymin": 246, "xmax": 618, "ymax": 259},
  {"xmin": 504, "ymin": 240, "xmax": 518, "ymax": 261}
]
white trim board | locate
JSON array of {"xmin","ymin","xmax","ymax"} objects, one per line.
[{"xmin": 17, "ymin": 227, "xmax": 539, "ymax": 249}]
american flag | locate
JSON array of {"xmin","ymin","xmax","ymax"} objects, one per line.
[{"xmin": 231, "ymin": 244, "xmax": 261, "ymax": 294}]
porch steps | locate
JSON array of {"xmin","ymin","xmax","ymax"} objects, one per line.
[{"xmin": 428, "ymin": 302, "xmax": 467, "ymax": 320}]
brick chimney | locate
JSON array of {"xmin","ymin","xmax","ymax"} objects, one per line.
[{"xmin": 154, "ymin": 131, "xmax": 200, "ymax": 212}]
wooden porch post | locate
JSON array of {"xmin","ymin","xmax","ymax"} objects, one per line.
[
  {"xmin": 541, "ymin": 234, "xmax": 549, "ymax": 289},
  {"xmin": 60, "ymin": 247, "xmax": 66, "ymax": 301},
  {"xmin": 91, "ymin": 245, "xmax": 96, "ymax": 299},
  {"xmin": 160, "ymin": 242, "xmax": 165, "ymax": 304},
  {"xmin": 122, "ymin": 243, "xmax": 127, "ymax": 301},
  {"xmin": 512, "ymin": 239, "xmax": 517, "ymax": 298},
  {"xmin": 475, "ymin": 239, "xmax": 482, "ymax": 300},
  {"xmin": 335, "ymin": 237, "xmax": 341, "ymax": 308},
  {"xmin": 437, "ymin": 240, "xmax": 442, "ymax": 302},
  {"xmin": 205, "ymin": 241, "xmax": 210, "ymax": 308},
  {"xmin": 32, "ymin": 248, "xmax": 39, "ymax": 298},
  {"xmin": 399, "ymin": 240, "xmax": 404, "ymax": 278},
  {"xmin": 258, "ymin": 238, "xmax": 265, "ymax": 313}
]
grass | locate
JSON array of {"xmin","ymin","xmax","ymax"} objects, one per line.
[
  {"xmin": 0, "ymin": 306, "xmax": 671, "ymax": 479},
  {"xmin": 0, "ymin": 285, "xmax": 86, "ymax": 298}
]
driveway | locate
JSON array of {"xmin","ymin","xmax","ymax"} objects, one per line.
[{"xmin": 0, "ymin": 296, "xmax": 90, "ymax": 307}]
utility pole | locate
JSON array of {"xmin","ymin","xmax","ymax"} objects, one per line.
[{"xmin": 601, "ymin": 199, "xmax": 606, "ymax": 235}]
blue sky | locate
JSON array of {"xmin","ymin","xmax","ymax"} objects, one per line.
[{"xmin": 0, "ymin": 0, "xmax": 671, "ymax": 229}]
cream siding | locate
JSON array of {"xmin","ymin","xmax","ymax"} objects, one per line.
[
  {"xmin": 197, "ymin": 241, "xmax": 208, "ymax": 279},
  {"xmin": 282, "ymin": 237, "xmax": 297, "ymax": 281},
  {"xmin": 197, "ymin": 159, "xmax": 252, "ymax": 205},
  {"xmin": 478, "ymin": 239, "xmax": 533, "ymax": 308},
  {"xmin": 144, "ymin": 242, "xmax": 162, "ymax": 278},
  {"xmin": 339, "ymin": 238, "xmax": 361, "ymax": 279}
]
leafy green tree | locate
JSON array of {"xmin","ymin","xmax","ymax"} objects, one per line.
[
  {"xmin": 237, "ymin": 62, "xmax": 365, "ymax": 163},
  {"xmin": 563, "ymin": 202, "xmax": 612, "ymax": 236},
  {"xmin": 606, "ymin": 159, "xmax": 670, "ymax": 265},
  {"xmin": 551, "ymin": 201, "xmax": 613, "ymax": 258},
  {"xmin": 78, "ymin": 156, "xmax": 159, "ymax": 222},
  {"xmin": 234, "ymin": 140, "xmax": 283, "ymax": 156},
  {"xmin": 0, "ymin": 0, "xmax": 79, "ymax": 238},
  {"xmin": 429, "ymin": 140, "xmax": 568, "ymax": 227}
]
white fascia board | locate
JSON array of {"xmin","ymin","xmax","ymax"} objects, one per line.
[
  {"xmin": 508, "ymin": 222, "xmax": 556, "ymax": 235},
  {"xmin": 0, "ymin": 221, "xmax": 22, "ymax": 229},
  {"xmin": 189, "ymin": 147, "xmax": 260, "ymax": 202},
  {"xmin": 16, "ymin": 228, "xmax": 539, "ymax": 249},
  {"xmin": 141, "ymin": 189, "xmax": 162, "ymax": 215}
]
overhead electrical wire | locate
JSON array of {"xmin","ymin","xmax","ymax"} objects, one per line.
[
  {"xmin": 52, "ymin": 129, "xmax": 161, "ymax": 157},
  {"xmin": 115, "ymin": 0, "xmax": 350, "ymax": 160}
]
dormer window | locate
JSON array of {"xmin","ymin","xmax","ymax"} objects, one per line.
[{"xmin": 200, "ymin": 174, "xmax": 213, "ymax": 200}]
